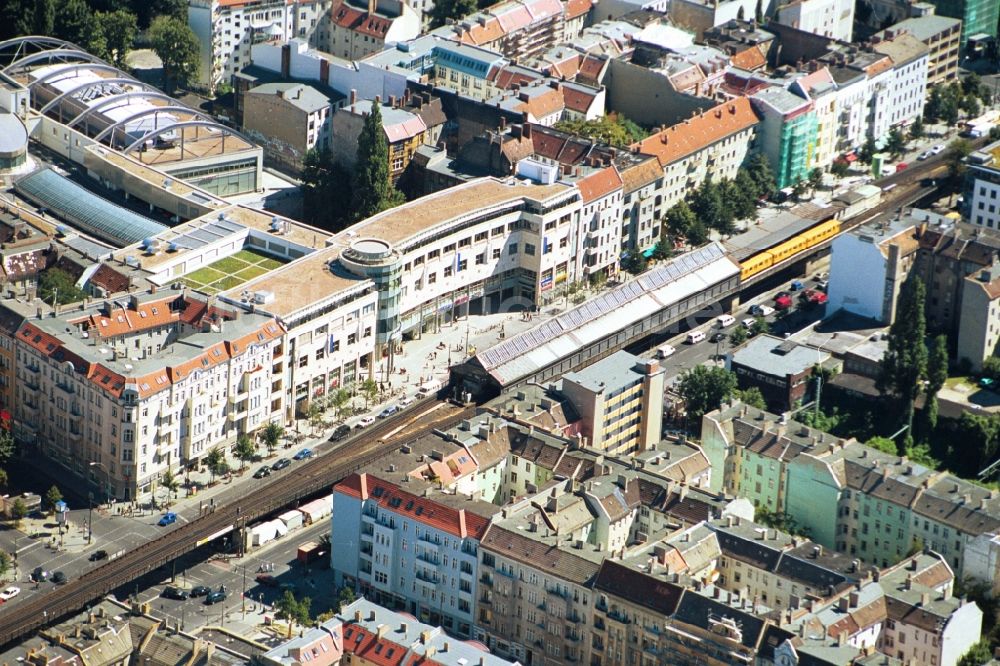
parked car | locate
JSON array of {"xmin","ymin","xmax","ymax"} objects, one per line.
[
  {"xmin": 205, "ymin": 590, "xmax": 227, "ymax": 605},
  {"xmin": 741, "ymin": 318, "xmax": 757, "ymax": 331},
  {"xmin": 356, "ymin": 416, "xmax": 376, "ymax": 429},
  {"xmin": 801, "ymin": 289, "xmax": 828, "ymax": 305},
  {"xmin": 255, "ymin": 574, "xmax": 279, "ymax": 587},
  {"xmin": 158, "ymin": 512, "xmax": 177, "ymax": 526},
  {"xmin": 89, "ymin": 549, "xmax": 108, "ymax": 562},
  {"xmin": 790, "ymin": 280, "xmax": 805, "ymax": 291},
  {"xmin": 709, "ymin": 332, "xmax": 726, "ymax": 343},
  {"xmin": 190, "ymin": 586, "xmax": 211, "ymax": 597},
  {"xmin": 292, "ymin": 448, "xmax": 313, "ymax": 461},
  {"xmin": 253, "ymin": 466, "xmax": 271, "ymax": 479},
  {"xmin": 398, "ymin": 396, "xmax": 415, "ymax": 407},
  {"xmin": 657, "ymin": 344, "xmax": 676, "ymax": 359},
  {"xmin": 271, "ymin": 458, "xmax": 291, "ymax": 471},
  {"xmin": 0, "ymin": 587, "xmax": 19, "ymax": 602},
  {"xmin": 921, "ymin": 177, "xmax": 938, "ymax": 188},
  {"xmin": 918, "ymin": 150, "xmax": 932, "ymax": 160},
  {"xmin": 774, "ymin": 291, "xmax": 791, "ymax": 300},
  {"xmin": 329, "ymin": 424, "xmax": 351, "ymax": 442},
  {"xmin": 378, "ymin": 405, "xmax": 399, "ymax": 419},
  {"xmin": 51, "ymin": 571, "xmax": 67, "ymax": 585},
  {"xmin": 750, "ymin": 304, "xmax": 775, "ymax": 317},
  {"xmin": 980, "ymin": 377, "xmax": 995, "ymax": 390},
  {"xmin": 816, "ymin": 280, "xmax": 829, "ymax": 291},
  {"xmin": 162, "ymin": 586, "xmax": 188, "ymax": 600},
  {"xmin": 30, "ymin": 568, "xmax": 49, "ymax": 583},
  {"xmin": 774, "ymin": 295, "xmax": 793, "ymax": 311},
  {"xmin": 930, "ymin": 144, "xmax": 945, "ymax": 155}
]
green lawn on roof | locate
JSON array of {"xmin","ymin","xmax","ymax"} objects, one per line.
[
  {"xmin": 184, "ymin": 266, "xmax": 226, "ymax": 285},
  {"xmin": 211, "ymin": 256, "xmax": 251, "ymax": 274}
]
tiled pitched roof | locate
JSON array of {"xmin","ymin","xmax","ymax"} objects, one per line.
[
  {"xmin": 565, "ymin": 0, "xmax": 592, "ymax": 20},
  {"xmin": 560, "ymin": 83, "xmax": 600, "ymax": 113},
  {"xmin": 576, "ymin": 53, "xmax": 608, "ymax": 85},
  {"xmin": 88, "ymin": 263, "xmax": 132, "ymax": 295},
  {"xmin": 335, "ymin": 473, "xmax": 491, "ymax": 539},
  {"xmin": 575, "ymin": 165, "xmax": 622, "ymax": 203},
  {"xmin": 619, "ymin": 158, "xmax": 663, "ymax": 193},
  {"xmin": 593, "ymin": 559, "xmax": 684, "ymax": 615},
  {"xmin": 632, "ymin": 97, "xmax": 758, "ymax": 168},
  {"xmin": 480, "ymin": 524, "xmax": 600, "ymax": 585},
  {"xmin": 731, "ymin": 47, "xmax": 766, "ymax": 71}
]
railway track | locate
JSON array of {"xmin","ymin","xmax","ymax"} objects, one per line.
[{"xmin": 0, "ymin": 401, "xmax": 475, "ymax": 648}]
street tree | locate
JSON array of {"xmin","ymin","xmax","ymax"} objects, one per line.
[
  {"xmin": 858, "ymin": 135, "xmax": 877, "ymax": 164},
  {"xmin": 307, "ymin": 400, "xmax": 325, "ymax": 434},
  {"xmin": 909, "ymin": 116, "xmax": 924, "ymax": 141},
  {"xmin": 830, "ymin": 159, "xmax": 850, "ymax": 178},
  {"xmin": 0, "ymin": 552, "xmax": 10, "ymax": 580},
  {"xmin": 924, "ymin": 85, "xmax": 943, "ymax": 122},
  {"xmin": 10, "ymin": 499, "xmax": 27, "ymax": 527},
  {"xmin": 690, "ymin": 180, "xmax": 733, "ymax": 234},
  {"xmin": 923, "ymin": 334, "xmax": 949, "ymax": 434},
  {"xmin": 161, "ymin": 469, "xmax": 180, "ymax": 502},
  {"xmin": 96, "ymin": 9, "xmax": 137, "ymax": 68},
  {"xmin": 745, "ymin": 153, "xmax": 776, "ymax": 200},
  {"xmin": 676, "ymin": 365, "xmax": 738, "ymax": 433},
  {"xmin": 878, "ymin": 276, "xmax": 928, "ymax": 444},
  {"xmin": 329, "ymin": 388, "xmax": 352, "ymax": 419},
  {"xmin": 0, "ymin": 430, "xmax": 15, "ymax": 466},
  {"xmin": 0, "ymin": 470, "xmax": 7, "ymax": 489},
  {"xmin": 148, "ymin": 16, "xmax": 200, "ymax": 94},
  {"xmin": 360, "ymin": 378, "xmax": 379, "ymax": 408},
  {"xmin": 260, "ymin": 421, "xmax": 284, "ymax": 454},
  {"xmin": 351, "ymin": 102, "xmax": 404, "ymax": 221},
  {"xmin": 728, "ymin": 325, "xmax": 747, "ymax": 347},
  {"xmin": 947, "ymin": 139, "xmax": 973, "ymax": 191},
  {"xmin": 338, "ymin": 586, "xmax": 356, "ymax": 606},
  {"xmin": 664, "ymin": 200, "xmax": 698, "ymax": 239},
  {"xmin": 277, "ymin": 590, "xmax": 312, "ymax": 637},
  {"xmin": 45, "ymin": 485, "xmax": 63, "ymax": 514},
  {"xmin": 807, "ymin": 167, "xmax": 823, "ymax": 193},
  {"xmin": 885, "ymin": 127, "xmax": 907, "ymax": 158},
  {"xmin": 234, "ymin": 433, "xmax": 256, "ymax": 470},
  {"xmin": 958, "ymin": 640, "xmax": 992, "ymax": 666},
  {"xmin": 204, "ymin": 447, "xmax": 225, "ymax": 484},
  {"xmin": 724, "ymin": 177, "xmax": 757, "ymax": 221},
  {"xmin": 751, "ymin": 316, "xmax": 769, "ymax": 337}
]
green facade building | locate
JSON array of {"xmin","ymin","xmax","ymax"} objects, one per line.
[
  {"xmin": 929, "ymin": 0, "xmax": 998, "ymax": 46},
  {"xmin": 750, "ymin": 86, "xmax": 819, "ymax": 190}
]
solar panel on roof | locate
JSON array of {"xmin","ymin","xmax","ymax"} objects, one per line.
[{"xmin": 14, "ymin": 169, "xmax": 166, "ymax": 248}]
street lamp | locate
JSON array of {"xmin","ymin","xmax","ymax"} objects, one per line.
[{"xmin": 88, "ymin": 462, "xmax": 108, "ymax": 544}]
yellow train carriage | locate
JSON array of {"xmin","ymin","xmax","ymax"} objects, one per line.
[{"xmin": 739, "ymin": 217, "xmax": 842, "ymax": 282}]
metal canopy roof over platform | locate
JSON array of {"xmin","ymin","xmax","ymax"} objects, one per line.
[
  {"xmin": 473, "ymin": 243, "xmax": 740, "ymax": 386},
  {"xmin": 14, "ymin": 168, "xmax": 166, "ymax": 247}
]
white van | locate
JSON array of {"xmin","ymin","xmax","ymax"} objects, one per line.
[
  {"xmin": 657, "ymin": 344, "xmax": 676, "ymax": 359},
  {"xmin": 716, "ymin": 314, "xmax": 736, "ymax": 328},
  {"xmin": 686, "ymin": 331, "xmax": 706, "ymax": 344},
  {"xmin": 417, "ymin": 379, "xmax": 443, "ymax": 398}
]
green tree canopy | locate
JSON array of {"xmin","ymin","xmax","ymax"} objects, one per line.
[
  {"xmin": 234, "ymin": 433, "xmax": 256, "ymax": 469},
  {"xmin": 958, "ymin": 640, "xmax": 992, "ymax": 666},
  {"xmin": 885, "ymin": 127, "xmax": 907, "ymax": 158},
  {"xmin": 922, "ymin": 335, "xmax": 949, "ymax": 434},
  {"xmin": 745, "ymin": 153, "xmax": 776, "ymax": 199},
  {"xmin": 54, "ymin": 0, "xmax": 105, "ymax": 56},
  {"xmin": 10, "ymin": 498, "xmax": 27, "ymax": 524},
  {"xmin": 45, "ymin": 485, "xmax": 63, "ymax": 513},
  {"xmin": 879, "ymin": 276, "xmax": 927, "ymax": 439},
  {"xmin": 553, "ymin": 113, "xmax": 648, "ymax": 147},
  {"xmin": 148, "ymin": 16, "xmax": 199, "ymax": 94},
  {"xmin": 734, "ymin": 386, "xmax": 765, "ymax": 409},
  {"xmin": 96, "ymin": 9, "xmax": 137, "ymax": 68},
  {"xmin": 38, "ymin": 268, "xmax": 85, "ymax": 306},
  {"xmin": 301, "ymin": 148, "xmax": 354, "ymax": 231},
  {"xmin": 351, "ymin": 102, "xmax": 404, "ymax": 221},
  {"xmin": 865, "ymin": 436, "xmax": 898, "ymax": 455},
  {"xmin": 677, "ymin": 365, "xmax": 738, "ymax": 432},
  {"xmin": 204, "ymin": 446, "xmax": 226, "ymax": 482},
  {"xmin": 260, "ymin": 421, "xmax": 284, "ymax": 453},
  {"xmin": 429, "ymin": 0, "xmax": 477, "ymax": 28},
  {"xmin": 909, "ymin": 116, "xmax": 924, "ymax": 141}
]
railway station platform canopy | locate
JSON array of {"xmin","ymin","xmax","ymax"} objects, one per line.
[
  {"xmin": 14, "ymin": 167, "xmax": 166, "ymax": 247},
  {"xmin": 0, "ymin": 37, "xmax": 257, "ymax": 169},
  {"xmin": 459, "ymin": 243, "xmax": 740, "ymax": 392}
]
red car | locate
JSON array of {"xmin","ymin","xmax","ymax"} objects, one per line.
[
  {"xmin": 774, "ymin": 295, "xmax": 793, "ymax": 310},
  {"xmin": 802, "ymin": 289, "xmax": 828, "ymax": 305}
]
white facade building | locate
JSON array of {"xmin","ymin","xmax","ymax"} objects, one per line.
[
  {"xmin": 189, "ymin": 0, "xmax": 331, "ymax": 91},
  {"xmin": 775, "ymin": 0, "xmax": 855, "ymax": 41}
]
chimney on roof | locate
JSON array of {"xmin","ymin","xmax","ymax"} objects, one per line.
[{"xmin": 921, "ymin": 592, "xmax": 931, "ymax": 606}]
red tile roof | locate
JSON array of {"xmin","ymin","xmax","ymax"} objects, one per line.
[
  {"xmin": 633, "ymin": 97, "xmax": 758, "ymax": 168},
  {"xmin": 575, "ymin": 53, "xmax": 608, "ymax": 86},
  {"xmin": 561, "ymin": 84, "xmax": 599, "ymax": 113},
  {"xmin": 336, "ymin": 473, "xmax": 492, "ymax": 539},
  {"xmin": 88, "ymin": 264, "xmax": 132, "ymax": 295},
  {"xmin": 576, "ymin": 165, "xmax": 622, "ymax": 203},
  {"xmin": 331, "ymin": 0, "xmax": 394, "ymax": 38},
  {"xmin": 731, "ymin": 46, "xmax": 766, "ymax": 71},
  {"xmin": 565, "ymin": 0, "xmax": 592, "ymax": 20}
]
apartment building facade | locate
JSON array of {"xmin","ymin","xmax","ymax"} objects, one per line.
[
  {"xmin": 560, "ymin": 350, "xmax": 664, "ymax": 456},
  {"xmin": 189, "ymin": 0, "xmax": 330, "ymax": 91},
  {"xmin": 322, "ymin": 0, "xmax": 421, "ymax": 61},
  {"xmin": 774, "ymin": 0, "xmax": 855, "ymax": 41},
  {"xmin": 750, "ymin": 86, "xmax": 818, "ymax": 189},
  {"xmin": 632, "ymin": 98, "xmax": 759, "ymax": 214},
  {"xmin": 331, "ymin": 473, "xmax": 492, "ymax": 637},
  {"xmin": 243, "ymin": 82, "xmax": 335, "ymax": 171},
  {"xmin": 13, "ymin": 292, "xmax": 284, "ymax": 500},
  {"xmin": 702, "ymin": 402, "xmax": 1000, "ymax": 591},
  {"xmin": 875, "ymin": 15, "xmax": 962, "ymax": 86}
]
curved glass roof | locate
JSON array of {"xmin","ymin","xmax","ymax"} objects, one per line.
[{"xmin": 14, "ymin": 168, "xmax": 166, "ymax": 247}]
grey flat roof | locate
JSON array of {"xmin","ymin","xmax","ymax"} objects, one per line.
[
  {"xmin": 731, "ymin": 334, "xmax": 830, "ymax": 377},
  {"xmin": 14, "ymin": 168, "xmax": 166, "ymax": 248},
  {"xmin": 883, "ymin": 15, "xmax": 962, "ymax": 42},
  {"xmin": 563, "ymin": 350, "xmax": 644, "ymax": 393}
]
